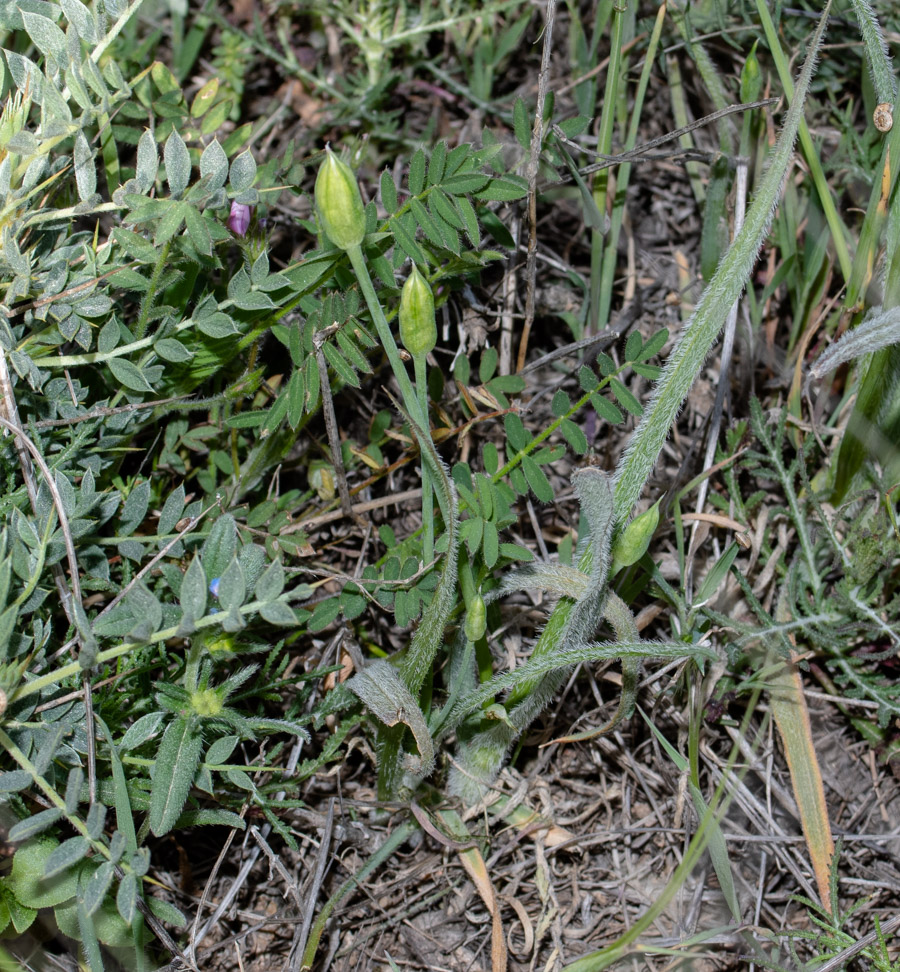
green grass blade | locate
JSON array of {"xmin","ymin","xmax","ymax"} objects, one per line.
[{"xmin": 755, "ymin": 0, "xmax": 853, "ymax": 283}]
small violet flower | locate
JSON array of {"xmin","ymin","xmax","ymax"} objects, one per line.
[{"xmin": 228, "ymin": 201, "xmax": 252, "ymax": 237}]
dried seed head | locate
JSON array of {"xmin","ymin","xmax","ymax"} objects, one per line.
[
  {"xmin": 314, "ymin": 147, "xmax": 367, "ymax": 251},
  {"xmin": 874, "ymin": 103, "xmax": 893, "ymax": 133},
  {"xmin": 399, "ymin": 265, "xmax": 437, "ymax": 359}
]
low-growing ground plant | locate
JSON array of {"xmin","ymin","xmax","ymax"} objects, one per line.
[{"xmin": 0, "ymin": 0, "xmax": 898, "ymax": 969}]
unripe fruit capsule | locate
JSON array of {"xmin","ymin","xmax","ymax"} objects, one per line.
[
  {"xmin": 464, "ymin": 594, "xmax": 486, "ymax": 642},
  {"xmin": 399, "ymin": 265, "xmax": 437, "ymax": 358},
  {"xmin": 314, "ymin": 148, "xmax": 367, "ymax": 251}
]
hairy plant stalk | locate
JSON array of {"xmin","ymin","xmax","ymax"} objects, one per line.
[{"xmin": 450, "ymin": 4, "xmax": 833, "ymax": 798}]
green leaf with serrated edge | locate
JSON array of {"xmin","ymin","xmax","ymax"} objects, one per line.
[
  {"xmin": 74, "ymin": 131, "xmax": 96, "ymax": 202},
  {"xmin": 610, "ymin": 378, "xmax": 642, "ymax": 416},
  {"xmin": 229, "ymin": 149, "xmax": 257, "ymax": 193},
  {"xmin": 95, "ymin": 716, "xmax": 138, "ymax": 854},
  {"xmin": 336, "ymin": 328, "xmax": 371, "ymax": 373},
  {"xmin": 408, "ymin": 148, "xmax": 426, "ymax": 194},
  {"xmin": 205, "ymin": 735, "xmax": 239, "ymax": 766},
  {"xmin": 579, "ymin": 365, "xmax": 599, "ymax": 391},
  {"xmin": 431, "ymin": 188, "xmax": 464, "ymax": 229},
  {"xmin": 624, "ymin": 330, "xmax": 643, "ymax": 361},
  {"xmin": 380, "ymin": 168, "xmax": 398, "ymax": 213},
  {"xmin": 551, "ymin": 389, "xmax": 571, "ymax": 417},
  {"xmin": 217, "ymin": 557, "xmax": 246, "ymax": 611},
  {"xmin": 474, "ymin": 175, "xmax": 528, "ymax": 202},
  {"xmin": 499, "ymin": 542, "xmax": 533, "ymax": 562},
  {"xmin": 0, "ymin": 771, "xmax": 31, "ymax": 792},
  {"xmin": 637, "ymin": 328, "xmax": 668, "ymax": 361},
  {"xmin": 590, "ymin": 392, "xmax": 623, "ymax": 424},
  {"xmin": 44, "ymin": 837, "xmax": 89, "ymax": 879},
  {"xmin": 120, "ymin": 711, "xmax": 165, "ymax": 751},
  {"xmin": 149, "ymin": 716, "xmax": 203, "ymax": 837},
  {"xmin": 255, "ymin": 558, "xmax": 285, "ymax": 602},
  {"xmin": 482, "ymin": 520, "xmax": 499, "ymax": 567},
  {"xmin": 522, "ymin": 455, "xmax": 554, "ymax": 502},
  {"xmin": 202, "ymin": 514, "xmax": 237, "ymax": 580},
  {"xmin": 158, "ymin": 484, "xmax": 185, "ymax": 536},
  {"xmin": 427, "ymin": 141, "xmax": 447, "ymax": 185},
  {"xmin": 631, "ymin": 363, "xmax": 660, "ymax": 380},
  {"xmin": 504, "ymin": 411, "xmax": 530, "ymax": 451},
  {"xmin": 561, "ymin": 418, "xmax": 588, "ymax": 454},
  {"xmin": 65, "ymin": 767, "xmax": 83, "ymax": 814},
  {"xmin": 308, "ymin": 598, "xmax": 340, "ymax": 632},
  {"xmin": 480, "ymin": 347, "xmax": 498, "ymax": 383},
  {"xmin": 513, "ymin": 97, "xmax": 531, "ymax": 150},
  {"xmin": 286, "ymin": 368, "xmax": 304, "ymax": 428},
  {"xmin": 322, "ymin": 341, "xmax": 361, "ymax": 387},
  {"xmin": 164, "ymin": 131, "xmax": 191, "ymax": 197},
  {"xmin": 455, "ymin": 194, "xmax": 480, "ymax": 247},
  {"xmin": 460, "ymin": 515, "xmax": 483, "ymax": 555},
  {"xmin": 8, "ymin": 808, "xmax": 63, "ymax": 842},
  {"xmin": 179, "ymin": 555, "xmax": 206, "ymax": 623},
  {"xmin": 409, "ymin": 197, "xmax": 444, "ymax": 249},
  {"xmin": 154, "ymin": 337, "xmax": 192, "ymax": 362},
  {"xmin": 200, "ymin": 138, "xmax": 228, "ymax": 190},
  {"xmin": 148, "ymin": 897, "xmax": 187, "ymax": 928},
  {"xmin": 83, "ymin": 861, "xmax": 114, "ymax": 918},
  {"xmin": 260, "ymin": 600, "xmax": 298, "ymax": 626},
  {"xmin": 442, "ymin": 172, "xmax": 490, "ymax": 195},
  {"xmin": 108, "ymin": 357, "xmax": 153, "ymax": 393},
  {"xmin": 116, "ymin": 872, "xmax": 137, "ymax": 925}
]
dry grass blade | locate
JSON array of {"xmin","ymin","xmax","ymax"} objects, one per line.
[{"xmin": 768, "ymin": 643, "xmax": 834, "ymax": 912}]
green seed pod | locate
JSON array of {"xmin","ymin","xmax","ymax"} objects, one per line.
[
  {"xmin": 399, "ymin": 265, "xmax": 437, "ymax": 358},
  {"xmin": 464, "ymin": 593, "xmax": 486, "ymax": 642},
  {"xmin": 740, "ymin": 41, "xmax": 762, "ymax": 104},
  {"xmin": 314, "ymin": 148, "xmax": 366, "ymax": 251},
  {"xmin": 610, "ymin": 497, "xmax": 661, "ymax": 576}
]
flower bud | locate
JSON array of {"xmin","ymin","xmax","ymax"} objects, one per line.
[
  {"xmin": 464, "ymin": 594, "xmax": 486, "ymax": 642},
  {"xmin": 228, "ymin": 201, "xmax": 251, "ymax": 236},
  {"xmin": 399, "ymin": 265, "xmax": 437, "ymax": 358},
  {"xmin": 314, "ymin": 147, "xmax": 366, "ymax": 251},
  {"xmin": 610, "ymin": 497, "xmax": 661, "ymax": 576},
  {"xmin": 740, "ymin": 41, "xmax": 761, "ymax": 104}
]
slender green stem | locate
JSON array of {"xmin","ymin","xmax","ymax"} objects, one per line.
[
  {"xmin": 755, "ymin": 0, "xmax": 853, "ymax": 283},
  {"xmin": 299, "ymin": 818, "xmax": 417, "ymax": 970},
  {"xmin": 414, "ymin": 354, "xmax": 434, "ymax": 562},
  {"xmin": 588, "ymin": 0, "xmax": 626, "ymax": 334},
  {"xmin": 597, "ymin": 2, "xmax": 665, "ymax": 330},
  {"xmin": 134, "ymin": 240, "xmax": 172, "ymax": 340}
]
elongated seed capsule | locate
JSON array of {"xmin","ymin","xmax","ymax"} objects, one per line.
[
  {"xmin": 464, "ymin": 594, "xmax": 486, "ymax": 642},
  {"xmin": 314, "ymin": 148, "xmax": 367, "ymax": 251},
  {"xmin": 399, "ymin": 265, "xmax": 437, "ymax": 358}
]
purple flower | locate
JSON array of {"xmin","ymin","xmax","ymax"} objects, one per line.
[{"xmin": 228, "ymin": 201, "xmax": 251, "ymax": 236}]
